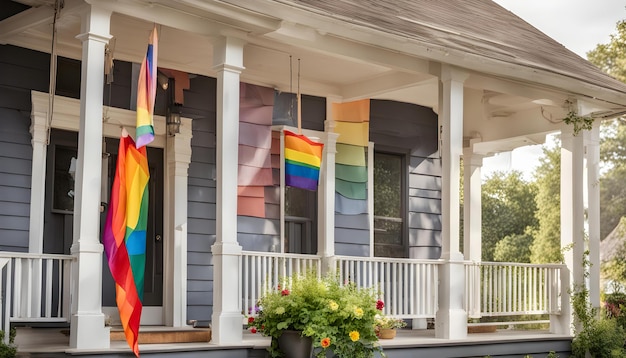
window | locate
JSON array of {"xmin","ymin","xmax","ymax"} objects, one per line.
[
  {"xmin": 284, "ymin": 185, "xmax": 317, "ymax": 254},
  {"xmin": 373, "ymin": 152, "xmax": 406, "ymax": 257}
]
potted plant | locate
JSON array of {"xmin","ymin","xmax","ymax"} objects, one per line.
[
  {"xmin": 374, "ymin": 314, "xmax": 406, "ymax": 339},
  {"xmin": 247, "ymin": 271, "xmax": 385, "ymax": 358}
]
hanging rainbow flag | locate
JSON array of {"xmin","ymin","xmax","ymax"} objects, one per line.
[
  {"xmin": 103, "ymin": 129, "xmax": 150, "ymax": 357},
  {"xmin": 135, "ymin": 26, "xmax": 158, "ymax": 149},
  {"xmin": 284, "ymin": 130, "xmax": 323, "ymax": 190}
]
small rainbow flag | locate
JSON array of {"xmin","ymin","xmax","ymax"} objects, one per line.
[
  {"xmin": 135, "ymin": 26, "xmax": 158, "ymax": 149},
  {"xmin": 102, "ymin": 129, "xmax": 150, "ymax": 357},
  {"xmin": 284, "ymin": 130, "xmax": 324, "ymax": 190}
]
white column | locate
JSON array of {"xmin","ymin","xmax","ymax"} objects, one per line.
[
  {"xmin": 463, "ymin": 148, "xmax": 483, "ymax": 262},
  {"xmin": 435, "ymin": 65, "xmax": 468, "ymax": 340},
  {"xmin": 211, "ymin": 35, "xmax": 245, "ymax": 345},
  {"xmin": 557, "ymin": 124, "xmax": 585, "ymax": 335},
  {"xmin": 163, "ymin": 120, "xmax": 192, "ymax": 327},
  {"xmin": 318, "ymin": 117, "xmax": 338, "ymax": 274},
  {"xmin": 585, "ymin": 123, "xmax": 601, "ymax": 311},
  {"xmin": 69, "ymin": 4, "xmax": 111, "ymax": 350},
  {"xmin": 28, "ymin": 110, "xmax": 49, "ymax": 253},
  {"xmin": 27, "ymin": 109, "xmax": 48, "ymax": 318}
]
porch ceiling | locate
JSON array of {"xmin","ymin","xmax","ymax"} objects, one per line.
[{"xmin": 2, "ymin": 0, "xmax": 624, "ymax": 155}]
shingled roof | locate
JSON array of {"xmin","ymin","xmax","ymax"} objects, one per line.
[{"xmin": 273, "ymin": 0, "xmax": 626, "ymax": 97}]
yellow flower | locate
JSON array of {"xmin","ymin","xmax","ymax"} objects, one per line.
[
  {"xmin": 275, "ymin": 306, "xmax": 285, "ymax": 314},
  {"xmin": 329, "ymin": 300, "xmax": 339, "ymax": 311},
  {"xmin": 349, "ymin": 330, "xmax": 360, "ymax": 342},
  {"xmin": 354, "ymin": 307, "xmax": 364, "ymax": 318}
]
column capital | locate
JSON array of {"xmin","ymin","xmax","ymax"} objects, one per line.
[
  {"xmin": 441, "ymin": 64, "xmax": 469, "ymax": 83},
  {"xmin": 212, "ymin": 35, "xmax": 246, "ymax": 71}
]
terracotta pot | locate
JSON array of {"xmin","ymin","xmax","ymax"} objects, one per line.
[
  {"xmin": 378, "ymin": 328, "xmax": 397, "ymax": 339},
  {"xmin": 277, "ymin": 330, "xmax": 313, "ymax": 358}
]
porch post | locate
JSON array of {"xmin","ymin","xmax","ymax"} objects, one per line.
[
  {"xmin": 163, "ymin": 118, "xmax": 192, "ymax": 327},
  {"xmin": 69, "ymin": 4, "xmax": 111, "ymax": 350},
  {"xmin": 318, "ymin": 114, "xmax": 338, "ymax": 274},
  {"xmin": 462, "ymin": 147, "xmax": 483, "ymax": 263},
  {"xmin": 211, "ymin": 35, "xmax": 245, "ymax": 345},
  {"xmin": 558, "ymin": 123, "xmax": 585, "ymax": 335},
  {"xmin": 28, "ymin": 110, "xmax": 48, "ymax": 254},
  {"xmin": 585, "ymin": 122, "xmax": 601, "ymax": 311},
  {"xmin": 435, "ymin": 65, "xmax": 468, "ymax": 340}
]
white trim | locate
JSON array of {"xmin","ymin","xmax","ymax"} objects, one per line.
[{"xmin": 30, "ymin": 91, "xmax": 192, "ymax": 328}]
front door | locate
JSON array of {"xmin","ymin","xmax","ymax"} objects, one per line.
[{"xmin": 43, "ymin": 129, "xmax": 164, "ymax": 324}]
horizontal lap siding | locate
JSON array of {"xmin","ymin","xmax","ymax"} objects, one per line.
[
  {"xmin": 0, "ymin": 46, "xmax": 51, "ymax": 252},
  {"xmin": 370, "ymin": 100, "xmax": 441, "ymax": 259},
  {"xmin": 186, "ymin": 75, "xmax": 217, "ymax": 322}
]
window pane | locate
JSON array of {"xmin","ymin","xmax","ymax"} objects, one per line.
[
  {"xmin": 374, "ymin": 152, "xmax": 404, "ymax": 258},
  {"xmin": 53, "ymin": 146, "xmax": 78, "ymax": 212}
]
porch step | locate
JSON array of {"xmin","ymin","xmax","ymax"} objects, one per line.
[{"xmin": 110, "ymin": 327, "xmax": 211, "ymax": 344}]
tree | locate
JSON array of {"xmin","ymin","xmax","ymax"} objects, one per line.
[
  {"xmin": 530, "ymin": 143, "xmax": 562, "ymax": 263},
  {"xmin": 588, "ymin": 20, "xmax": 626, "ymax": 239},
  {"xmin": 587, "ymin": 20, "xmax": 626, "ymax": 83},
  {"xmin": 493, "ymin": 230, "xmax": 534, "ymax": 263},
  {"xmin": 481, "ymin": 171, "xmax": 538, "ymax": 261}
]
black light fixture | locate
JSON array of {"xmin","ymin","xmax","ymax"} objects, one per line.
[
  {"xmin": 165, "ymin": 76, "xmax": 181, "ymax": 136},
  {"xmin": 167, "ymin": 103, "xmax": 182, "ymax": 136}
]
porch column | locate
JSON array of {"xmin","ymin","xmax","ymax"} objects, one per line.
[
  {"xmin": 70, "ymin": 4, "xmax": 111, "ymax": 350},
  {"xmin": 462, "ymin": 147, "xmax": 483, "ymax": 263},
  {"xmin": 557, "ymin": 124, "xmax": 585, "ymax": 335},
  {"xmin": 435, "ymin": 65, "xmax": 468, "ymax": 340},
  {"xmin": 164, "ymin": 118, "xmax": 192, "ymax": 327},
  {"xmin": 318, "ymin": 116, "xmax": 338, "ymax": 274},
  {"xmin": 585, "ymin": 122, "xmax": 601, "ymax": 311},
  {"xmin": 211, "ymin": 35, "xmax": 245, "ymax": 345},
  {"xmin": 28, "ymin": 110, "xmax": 48, "ymax": 254}
]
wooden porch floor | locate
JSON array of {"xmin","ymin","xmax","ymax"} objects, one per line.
[{"xmin": 15, "ymin": 326, "xmax": 572, "ymax": 357}]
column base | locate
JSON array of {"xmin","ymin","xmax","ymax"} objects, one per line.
[
  {"xmin": 70, "ymin": 313, "xmax": 110, "ymax": 349},
  {"xmin": 210, "ymin": 311, "xmax": 243, "ymax": 345},
  {"xmin": 435, "ymin": 308, "xmax": 467, "ymax": 339}
]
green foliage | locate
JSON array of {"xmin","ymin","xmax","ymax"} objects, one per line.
[
  {"xmin": 481, "ymin": 171, "xmax": 538, "ymax": 261},
  {"xmin": 587, "ymin": 20, "xmax": 626, "ymax": 83},
  {"xmin": 599, "ymin": 120, "xmax": 626, "ymax": 240},
  {"xmin": 601, "ymin": 221, "xmax": 626, "ymax": 287},
  {"xmin": 247, "ymin": 271, "xmax": 384, "ymax": 358},
  {"xmin": 563, "ymin": 110, "xmax": 594, "ymax": 136},
  {"xmin": 0, "ymin": 329, "xmax": 17, "ymax": 358},
  {"xmin": 530, "ymin": 144, "xmax": 562, "ymax": 263},
  {"xmin": 603, "ymin": 291, "xmax": 626, "ymax": 331},
  {"xmin": 571, "ymin": 250, "xmax": 626, "ymax": 358},
  {"xmin": 493, "ymin": 230, "xmax": 534, "ymax": 263}
]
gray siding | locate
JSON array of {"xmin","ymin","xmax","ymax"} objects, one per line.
[
  {"xmin": 0, "ymin": 45, "xmax": 51, "ymax": 252},
  {"xmin": 186, "ymin": 75, "xmax": 217, "ymax": 322},
  {"xmin": 370, "ymin": 100, "xmax": 441, "ymax": 259}
]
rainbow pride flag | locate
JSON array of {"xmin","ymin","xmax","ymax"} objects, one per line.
[
  {"xmin": 284, "ymin": 130, "xmax": 324, "ymax": 190},
  {"xmin": 135, "ymin": 26, "xmax": 158, "ymax": 149},
  {"xmin": 103, "ymin": 129, "xmax": 150, "ymax": 357}
]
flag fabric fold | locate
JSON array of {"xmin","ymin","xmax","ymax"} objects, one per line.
[
  {"xmin": 103, "ymin": 130, "xmax": 150, "ymax": 357},
  {"xmin": 135, "ymin": 26, "xmax": 158, "ymax": 149},
  {"xmin": 284, "ymin": 130, "xmax": 324, "ymax": 191}
]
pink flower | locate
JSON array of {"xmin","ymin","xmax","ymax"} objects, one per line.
[
  {"xmin": 248, "ymin": 317, "xmax": 255, "ymax": 324},
  {"xmin": 250, "ymin": 327, "xmax": 257, "ymax": 334},
  {"xmin": 376, "ymin": 300, "xmax": 385, "ymax": 310},
  {"xmin": 281, "ymin": 289, "xmax": 290, "ymax": 296}
]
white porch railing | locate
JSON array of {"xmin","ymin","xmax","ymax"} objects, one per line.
[
  {"xmin": 241, "ymin": 251, "xmax": 321, "ymax": 316},
  {"xmin": 335, "ymin": 256, "xmax": 441, "ymax": 318},
  {"xmin": 465, "ymin": 261, "xmax": 566, "ymax": 319},
  {"xmin": 0, "ymin": 252, "xmax": 74, "ymax": 342}
]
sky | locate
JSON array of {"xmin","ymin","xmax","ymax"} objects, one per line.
[{"xmin": 482, "ymin": 0, "xmax": 626, "ymax": 180}]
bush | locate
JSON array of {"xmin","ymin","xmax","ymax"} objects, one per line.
[{"xmin": 571, "ymin": 318, "xmax": 625, "ymax": 358}]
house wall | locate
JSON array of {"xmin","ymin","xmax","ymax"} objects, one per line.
[
  {"xmin": 0, "ymin": 45, "xmax": 49, "ymax": 252},
  {"xmin": 370, "ymin": 100, "xmax": 441, "ymax": 259}
]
